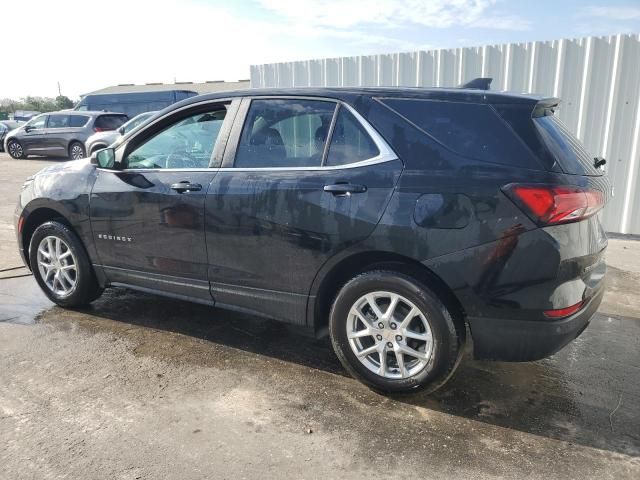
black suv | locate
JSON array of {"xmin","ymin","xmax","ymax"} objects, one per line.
[{"xmin": 15, "ymin": 84, "xmax": 610, "ymax": 393}]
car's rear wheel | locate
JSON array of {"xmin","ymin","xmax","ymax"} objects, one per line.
[
  {"xmin": 329, "ymin": 270, "xmax": 464, "ymax": 393},
  {"xmin": 29, "ymin": 221, "xmax": 103, "ymax": 307},
  {"xmin": 69, "ymin": 141, "xmax": 86, "ymax": 160},
  {"xmin": 7, "ymin": 139, "xmax": 25, "ymax": 159}
]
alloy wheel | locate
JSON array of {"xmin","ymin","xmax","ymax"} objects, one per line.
[
  {"xmin": 36, "ymin": 236, "xmax": 78, "ymax": 297},
  {"xmin": 8, "ymin": 141, "xmax": 23, "ymax": 158},
  {"xmin": 70, "ymin": 144, "xmax": 84, "ymax": 159},
  {"xmin": 346, "ymin": 291, "xmax": 434, "ymax": 379}
]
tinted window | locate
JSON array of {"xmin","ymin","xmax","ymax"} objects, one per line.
[
  {"xmin": 235, "ymin": 99, "xmax": 336, "ymax": 168},
  {"xmin": 124, "ymin": 108, "xmax": 226, "ymax": 169},
  {"xmin": 325, "ymin": 107, "xmax": 379, "ymax": 166},
  {"xmin": 382, "ymin": 99, "xmax": 539, "ymax": 168},
  {"xmin": 95, "ymin": 114, "xmax": 129, "ymax": 131},
  {"xmin": 69, "ymin": 115, "xmax": 90, "ymax": 127},
  {"xmin": 534, "ymin": 115, "xmax": 601, "ymax": 176},
  {"xmin": 48, "ymin": 115, "xmax": 70, "ymax": 128}
]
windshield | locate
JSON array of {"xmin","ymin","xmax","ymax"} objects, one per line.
[{"xmin": 121, "ymin": 112, "xmax": 156, "ymax": 134}]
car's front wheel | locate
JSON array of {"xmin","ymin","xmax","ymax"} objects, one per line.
[
  {"xmin": 7, "ymin": 139, "xmax": 25, "ymax": 159},
  {"xmin": 29, "ymin": 221, "xmax": 103, "ymax": 307},
  {"xmin": 329, "ymin": 270, "xmax": 464, "ymax": 393},
  {"xmin": 69, "ymin": 141, "xmax": 86, "ymax": 160}
]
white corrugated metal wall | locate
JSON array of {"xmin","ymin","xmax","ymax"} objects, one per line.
[{"xmin": 250, "ymin": 34, "xmax": 640, "ymax": 235}]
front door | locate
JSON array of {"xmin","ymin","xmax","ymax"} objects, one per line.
[
  {"xmin": 90, "ymin": 100, "xmax": 237, "ymax": 302},
  {"xmin": 21, "ymin": 114, "xmax": 48, "ymax": 153},
  {"xmin": 205, "ymin": 97, "xmax": 402, "ymax": 324}
]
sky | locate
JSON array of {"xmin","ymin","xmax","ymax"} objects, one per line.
[{"xmin": 2, "ymin": 0, "xmax": 639, "ymax": 99}]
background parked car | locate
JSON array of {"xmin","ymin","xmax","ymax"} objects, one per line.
[
  {"xmin": 75, "ymin": 90, "xmax": 197, "ymax": 117},
  {"xmin": 85, "ymin": 111, "xmax": 157, "ymax": 155},
  {"xmin": 0, "ymin": 120, "xmax": 23, "ymax": 151},
  {"xmin": 4, "ymin": 111, "xmax": 128, "ymax": 160}
]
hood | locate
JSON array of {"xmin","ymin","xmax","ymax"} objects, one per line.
[{"xmin": 35, "ymin": 158, "xmax": 93, "ymax": 177}]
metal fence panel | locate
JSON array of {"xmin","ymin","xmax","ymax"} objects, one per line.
[{"xmin": 250, "ymin": 33, "xmax": 640, "ymax": 234}]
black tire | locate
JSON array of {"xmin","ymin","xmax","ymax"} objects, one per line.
[
  {"xmin": 29, "ymin": 221, "xmax": 103, "ymax": 307},
  {"xmin": 68, "ymin": 141, "xmax": 86, "ymax": 160},
  {"xmin": 7, "ymin": 139, "xmax": 25, "ymax": 159},
  {"xmin": 329, "ymin": 270, "xmax": 464, "ymax": 394}
]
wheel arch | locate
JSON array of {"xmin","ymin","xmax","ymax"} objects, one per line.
[
  {"xmin": 21, "ymin": 205, "xmax": 73, "ymax": 270},
  {"xmin": 89, "ymin": 143, "xmax": 107, "ymax": 155},
  {"xmin": 68, "ymin": 139, "xmax": 85, "ymax": 156},
  {"xmin": 308, "ymin": 250, "xmax": 467, "ymax": 339}
]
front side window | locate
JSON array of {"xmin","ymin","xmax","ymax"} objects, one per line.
[
  {"xmin": 48, "ymin": 115, "xmax": 70, "ymax": 128},
  {"xmin": 235, "ymin": 99, "xmax": 336, "ymax": 168},
  {"xmin": 124, "ymin": 107, "xmax": 227, "ymax": 169},
  {"xmin": 26, "ymin": 115, "xmax": 47, "ymax": 130},
  {"xmin": 325, "ymin": 107, "xmax": 379, "ymax": 166}
]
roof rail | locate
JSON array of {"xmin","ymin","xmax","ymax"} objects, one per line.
[{"xmin": 458, "ymin": 77, "xmax": 492, "ymax": 90}]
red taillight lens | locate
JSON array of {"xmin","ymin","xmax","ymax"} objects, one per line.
[
  {"xmin": 94, "ymin": 127, "xmax": 107, "ymax": 132},
  {"xmin": 503, "ymin": 184, "xmax": 604, "ymax": 226},
  {"xmin": 543, "ymin": 300, "xmax": 585, "ymax": 319}
]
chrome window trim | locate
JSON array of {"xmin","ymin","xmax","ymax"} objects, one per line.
[
  {"xmin": 220, "ymin": 100, "xmax": 397, "ymax": 172},
  {"xmin": 108, "ymin": 96, "xmax": 399, "ymax": 173}
]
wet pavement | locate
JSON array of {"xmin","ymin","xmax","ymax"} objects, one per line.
[{"xmin": 1, "ymin": 153, "xmax": 639, "ymax": 479}]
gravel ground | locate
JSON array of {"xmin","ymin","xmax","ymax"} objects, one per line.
[{"xmin": 1, "ymin": 152, "xmax": 639, "ymax": 479}]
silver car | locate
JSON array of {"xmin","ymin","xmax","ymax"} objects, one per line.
[
  {"xmin": 85, "ymin": 111, "xmax": 157, "ymax": 155},
  {"xmin": 4, "ymin": 111, "xmax": 128, "ymax": 160}
]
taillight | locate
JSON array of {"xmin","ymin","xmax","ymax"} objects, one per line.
[
  {"xmin": 502, "ymin": 183, "xmax": 604, "ymax": 226},
  {"xmin": 94, "ymin": 127, "xmax": 107, "ymax": 132},
  {"xmin": 544, "ymin": 300, "xmax": 585, "ymax": 319}
]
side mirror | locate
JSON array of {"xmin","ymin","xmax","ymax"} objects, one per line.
[
  {"xmin": 91, "ymin": 148, "xmax": 116, "ymax": 169},
  {"xmin": 118, "ymin": 126, "xmax": 125, "ymax": 135},
  {"xmin": 24, "ymin": 125, "xmax": 34, "ymax": 132}
]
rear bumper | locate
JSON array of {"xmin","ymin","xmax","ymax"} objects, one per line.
[{"xmin": 468, "ymin": 285, "xmax": 604, "ymax": 361}]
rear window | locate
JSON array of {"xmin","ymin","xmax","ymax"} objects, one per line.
[
  {"xmin": 70, "ymin": 115, "xmax": 90, "ymax": 127},
  {"xmin": 94, "ymin": 114, "xmax": 128, "ymax": 131},
  {"xmin": 534, "ymin": 115, "xmax": 602, "ymax": 176},
  {"xmin": 381, "ymin": 98, "xmax": 540, "ymax": 169},
  {"xmin": 325, "ymin": 107, "xmax": 379, "ymax": 166}
]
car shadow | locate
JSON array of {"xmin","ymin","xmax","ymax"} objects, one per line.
[{"xmin": 39, "ymin": 286, "xmax": 640, "ymax": 458}]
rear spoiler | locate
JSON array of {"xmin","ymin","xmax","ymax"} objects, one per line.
[
  {"xmin": 532, "ymin": 98, "xmax": 561, "ymax": 117},
  {"xmin": 458, "ymin": 77, "xmax": 492, "ymax": 90}
]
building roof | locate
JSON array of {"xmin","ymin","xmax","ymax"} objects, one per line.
[{"xmin": 82, "ymin": 80, "xmax": 250, "ymax": 97}]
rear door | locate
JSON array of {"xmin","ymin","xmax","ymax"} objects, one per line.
[
  {"xmin": 90, "ymin": 99, "xmax": 238, "ymax": 302},
  {"xmin": 205, "ymin": 97, "xmax": 403, "ymax": 324}
]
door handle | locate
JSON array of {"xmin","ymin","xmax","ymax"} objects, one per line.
[
  {"xmin": 323, "ymin": 183, "xmax": 367, "ymax": 195},
  {"xmin": 170, "ymin": 181, "xmax": 202, "ymax": 193}
]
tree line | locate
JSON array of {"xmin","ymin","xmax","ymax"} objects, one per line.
[{"xmin": 0, "ymin": 95, "xmax": 76, "ymax": 114}]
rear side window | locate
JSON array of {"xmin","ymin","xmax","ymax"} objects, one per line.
[
  {"xmin": 70, "ymin": 115, "xmax": 90, "ymax": 127},
  {"xmin": 94, "ymin": 114, "xmax": 128, "ymax": 131},
  {"xmin": 235, "ymin": 99, "xmax": 336, "ymax": 168},
  {"xmin": 325, "ymin": 107, "xmax": 379, "ymax": 166},
  {"xmin": 381, "ymin": 98, "xmax": 539, "ymax": 168},
  {"xmin": 48, "ymin": 115, "xmax": 70, "ymax": 128},
  {"xmin": 534, "ymin": 116, "xmax": 601, "ymax": 176}
]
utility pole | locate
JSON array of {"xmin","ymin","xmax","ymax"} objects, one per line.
[{"xmin": 57, "ymin": 81, "xmax": 62, "ymax": 97}]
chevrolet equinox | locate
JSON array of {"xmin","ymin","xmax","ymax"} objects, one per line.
[{"xmin": 15, "ymin": 83, "xmax": 610, "ymax": 393}]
